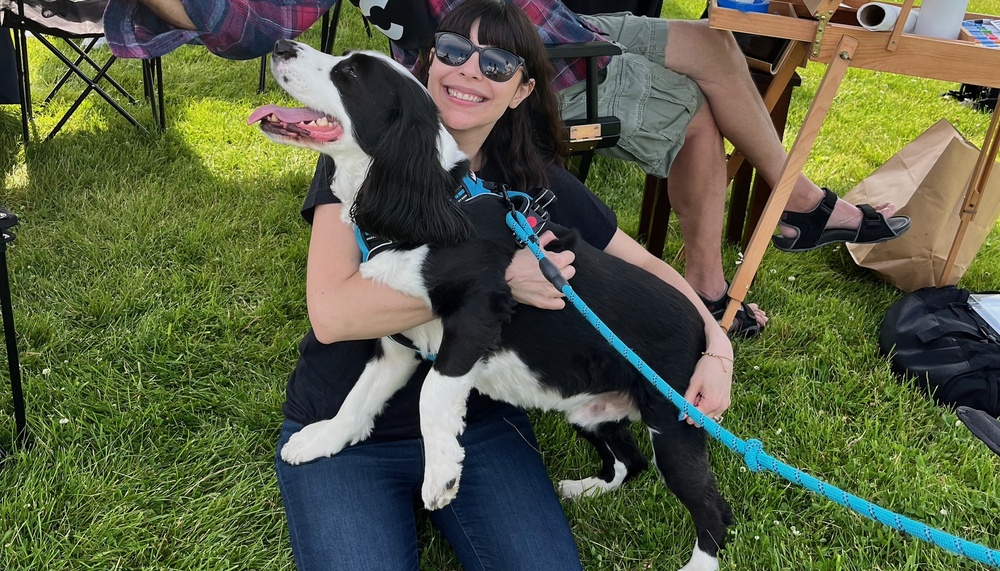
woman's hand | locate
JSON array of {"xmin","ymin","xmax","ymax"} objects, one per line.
[
  {"xmin": 681, "ymin": 350, "xmax": 733, "ymax": 426},
  {"xmin": 505, "ymin": 231, "xmax": 576, "ymax": 309}
]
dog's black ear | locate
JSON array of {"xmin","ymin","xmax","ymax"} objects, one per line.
[{"xmin": 352, "ymin": 85, "xmax": 471, "ymax": 246}]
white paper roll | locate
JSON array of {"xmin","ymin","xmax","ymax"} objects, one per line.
[
  {"xmin": 857, "ymin": 2, "xmax": 918, "ymax": 33},
  {"xmin": 913, "ymin": 0, "xmax": 971, "ymax": 40}
]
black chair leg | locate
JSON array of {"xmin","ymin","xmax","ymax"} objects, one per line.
[
  {"xmin": 259, "ymin": 55, "xmax": 267, "ymax": 94},
  {"xmin": 12, "ymin": 27, "xmax": 31, "ymax": 143},
  {"xmin": 153, "ymin": 57, "xmax": 165, "ymax": 131},
  {"xmin": 45, "ymin": 38, "xmax": 134, "ymax": 106},
  {"xmin": 45, "ymin": 55, "xmax": 144, "ymax": 139},
  {"xmin": 142, "ymin": 57, "xmax": 166, "ymax": 132},
  {"xmin": 0, "ymin": 224, "xmax": 25, "ymax": 459},
  {"xmin": 321, "ymin": 0, "xmax": 343, "ymax": 54}
]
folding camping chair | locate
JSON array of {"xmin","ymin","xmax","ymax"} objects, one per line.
[{"xmin": 3, "ymin": 0, "xmax": 165, "ymax": 142}]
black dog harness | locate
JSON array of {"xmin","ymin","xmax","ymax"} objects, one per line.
[{"xmin": 353, "ymin": 173, "xmax": 555, "ymax": 263}]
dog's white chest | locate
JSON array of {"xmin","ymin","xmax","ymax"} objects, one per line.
[{"xmin": 360, "ymin": 247, "xmax": 431, "ymax": 306}]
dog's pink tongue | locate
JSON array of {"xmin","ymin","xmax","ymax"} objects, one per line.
[{"xmin": 247, "ymin": 104, "xmax": 327, "ymax": 125}]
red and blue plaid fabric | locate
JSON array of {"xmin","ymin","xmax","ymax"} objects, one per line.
[
  {"xmin": 105, "ymin": 0, "xmax": 337, "ymax": 60},
  {"xmin": 390, "ymin": 0, "xmax": 609, "ymax": 92}
]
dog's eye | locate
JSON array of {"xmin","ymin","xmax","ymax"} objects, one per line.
[{"xmin": 339, "ymin": 65, "xmax": 357, "ymax": 79}]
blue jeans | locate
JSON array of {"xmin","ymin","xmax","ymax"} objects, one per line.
[{"xmin": 275, "ymin": 405, "xmax": 582, "ymax": 570}]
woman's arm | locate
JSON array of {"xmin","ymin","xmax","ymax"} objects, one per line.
[
  {"xmin": 308, "ymin": 205, "xmax": 580, "ymax": 343},
  {"xmin": 602, "ymin": 229, "xmax": 733, "ymax": 423},
  {"xmin": 306, "ymin": 203, "xmax": 436, "ymax": 343}
]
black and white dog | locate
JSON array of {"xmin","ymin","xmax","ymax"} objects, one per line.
[{"xmin": 250, "ymin": 40, "xmax": 731, "ymax": 571}]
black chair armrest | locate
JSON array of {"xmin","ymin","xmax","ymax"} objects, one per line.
[
  {"xmin": 545, "ymin": 40, "xmax": 620, "ymax": 124},
  {"xmin": 544, "ymin": 40, "xmax": 621, "ymax": 60},
  {"xmin": 544, "ymin": 40, "xmax": 622, "ymax": 181}
]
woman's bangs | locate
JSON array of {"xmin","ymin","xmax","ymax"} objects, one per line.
[{"xmin": 474, "ymin": 16, "xmax": 527, "ymax": 61}]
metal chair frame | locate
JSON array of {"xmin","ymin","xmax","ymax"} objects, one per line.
[
  {"xmin": 5, "ymin": 0, "xmax": 165, "ymax": 142},
  {"xmin": 0, "ymin": 208, "xmax": 24, "ymax": 463},
  {"xmin": 258, "ymin": 0, "xmax": 343, "ymax": 93}
]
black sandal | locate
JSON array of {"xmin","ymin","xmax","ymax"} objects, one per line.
[
  {"xmin": 771, "ymin": 188, "xmax": 911, "ymax": 253},
  {"xmin": 699, "ymin": 283, "xmax": 763, "ymax": 339}
]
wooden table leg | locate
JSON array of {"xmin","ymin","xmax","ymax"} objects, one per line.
[
  {"xmin": 722, "ymin": 35, "xmax": 859, "ymax": 330},
  {"xmin": 938, "ymin": 104, "xmax": 1000, "ymax": 284}
]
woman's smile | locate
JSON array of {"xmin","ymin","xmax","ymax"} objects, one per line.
[{"xmin": 445, "ymin": 86, "xmax": 486, "ymax": 103}]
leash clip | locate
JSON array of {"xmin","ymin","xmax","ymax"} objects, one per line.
[{"xmin": 500, "ymin": 184, "xmax": 554, "ymax": 247}]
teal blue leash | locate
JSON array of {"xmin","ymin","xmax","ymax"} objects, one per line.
[{"xmin": 504, "ymin": 209, "xmax": 1000, "ymax": 568}]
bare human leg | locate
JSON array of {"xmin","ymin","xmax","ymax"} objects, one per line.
[
  {"xmin": 668, "ymin": 103, "xmax": 767, "ymax": 328},
  {"xmin": 138, "ymin": 0, "xmax": 197, "ymax": 30},
  {"xmin": 661, "ymin": 20, "xmax": 898, "ymax": 241}
]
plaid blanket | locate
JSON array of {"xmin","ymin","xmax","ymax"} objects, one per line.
[{"xmin": 104, "ymin": 0, "xmax": 337, "ymax": 60}]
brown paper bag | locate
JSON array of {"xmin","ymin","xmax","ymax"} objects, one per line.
[{"xmin": 843, "ymin": 119, "xmax": 1000, "ymax": 292}]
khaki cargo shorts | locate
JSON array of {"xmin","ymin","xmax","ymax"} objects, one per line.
[{"xmin": 559, "ymin": 13, "xmax": 704, "ymax": 178}]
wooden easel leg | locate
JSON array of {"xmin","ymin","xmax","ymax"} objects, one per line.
[
  {"xmin": 938, "ymin": 104, "xmax": 1000, "ymax": 284},
  {"xmin": 721, "ymin": 36, "xmax": 859, "ymax": 330}
]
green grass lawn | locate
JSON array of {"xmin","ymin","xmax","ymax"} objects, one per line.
[{"xmin": 2, "ymin": 2, "xmax": 999, "ymax": 569}]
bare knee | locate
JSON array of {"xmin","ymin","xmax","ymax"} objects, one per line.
[
  {"xmin": 684, "ymin": 103, "xmax": 723, "ymax": 152},
  {"xmin": 667, "ymin": 20, "xmax": 746, "ymax": 79},
  {"xmin": 692, "ymin": 20, "xmax": 742, "ymax": 63}
]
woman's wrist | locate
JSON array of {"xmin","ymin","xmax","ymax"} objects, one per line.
[{"xmin": 703, "ymin": 326, "xmax": 734, "ymax": 361}]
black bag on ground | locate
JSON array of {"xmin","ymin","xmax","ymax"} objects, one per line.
[
  {"xmin": 943, "ymin": 83, "xmax": 999, "ymax": 113},
  {"xmin": 879, "ymin": 286, "xmax": 1000, "ymax": 417}
]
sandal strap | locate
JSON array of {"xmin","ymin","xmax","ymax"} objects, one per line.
[
  {"xmin": 779, "ymin": 188, "xmax": 838, "ymax": 249},
  {"xmin": 697, "ymin": 283, "xmax": 763, "ymax": 338},
  {"xmin": 730, "ymin": 300, "xmax": 763, "ymax": 338},
  {"xmin": 854, "ymin": 203, "xmax": 896, "ymax": 242}
]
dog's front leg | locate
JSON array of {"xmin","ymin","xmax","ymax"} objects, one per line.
[
  {"xmin": 281, "ymin": 338, "xmax": 420, "ymax": 464},
  {"xmin": 419, "ymin": 366, "xmax": 476, "ymax": 510},
  {"xmin": 418, "ymin": 280, "xmax": 514, "ymax": 509}
]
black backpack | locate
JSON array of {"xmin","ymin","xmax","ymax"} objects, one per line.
[{"xmin": 879, "ymin": 286, "xmax": 1000, "ymax": 417}]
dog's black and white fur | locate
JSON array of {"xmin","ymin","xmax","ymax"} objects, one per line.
[{"xmin": 254, "ymin": 40, "xmax": 732, "ymax": 571}]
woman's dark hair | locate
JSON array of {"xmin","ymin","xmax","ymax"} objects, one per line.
[{"xmin": 414, "ymin": 0, "xmax": 568, "ymax": 191}]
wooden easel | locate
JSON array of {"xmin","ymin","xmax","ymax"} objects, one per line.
[{"xmin": 708, "ymin": 0, "xmax": 1000, "ymax": 329}]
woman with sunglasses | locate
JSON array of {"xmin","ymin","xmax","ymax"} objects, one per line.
[{"xmin": 275, "ymin": 1, "xmax": 735, "ymax": 569}]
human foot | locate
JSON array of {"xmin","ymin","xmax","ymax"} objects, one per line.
[
  {"xmin": 698, "ymin": 283, "xmax": 768, "ymax": 338},
  {"xmin": 773, "ymin": 188, "xmax": 910, "ymax": 252}
]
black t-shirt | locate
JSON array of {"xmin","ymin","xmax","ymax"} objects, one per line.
[{"xmin": 283, "ymin": 155, "xmax": 617, "ymax": 441}]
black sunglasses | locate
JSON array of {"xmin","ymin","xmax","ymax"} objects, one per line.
[{"xmin": 433, "ymin": 32, "xmax": 527, "ymax": 83}]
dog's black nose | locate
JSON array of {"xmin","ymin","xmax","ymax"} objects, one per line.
[{"xmin": 273, "ymin": 40, "xmax": 299, "ymax": 60}]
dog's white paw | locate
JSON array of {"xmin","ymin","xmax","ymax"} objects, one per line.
[
  {"xmin": 280, "ymin": 420, "xmax": 356, "ymax": 465},
  {"xmin": 558, "ymin": 477, "xmax": 609, "ymax": 500},
  {"xmin": 421, "ymin": 461, "xmax": 463, "ymax": 510},
  {"xmin": 677, "ymin": 543, "xmax": 718, "ymax": 571},
  {"xmin": 558, "ymin": 461, "xmax": 627, "ymax": 500}
]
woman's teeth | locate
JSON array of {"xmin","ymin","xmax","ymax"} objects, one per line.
[{"xmin": 448, "ymin": 88, "xmax": 484, "ymax": 103}]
